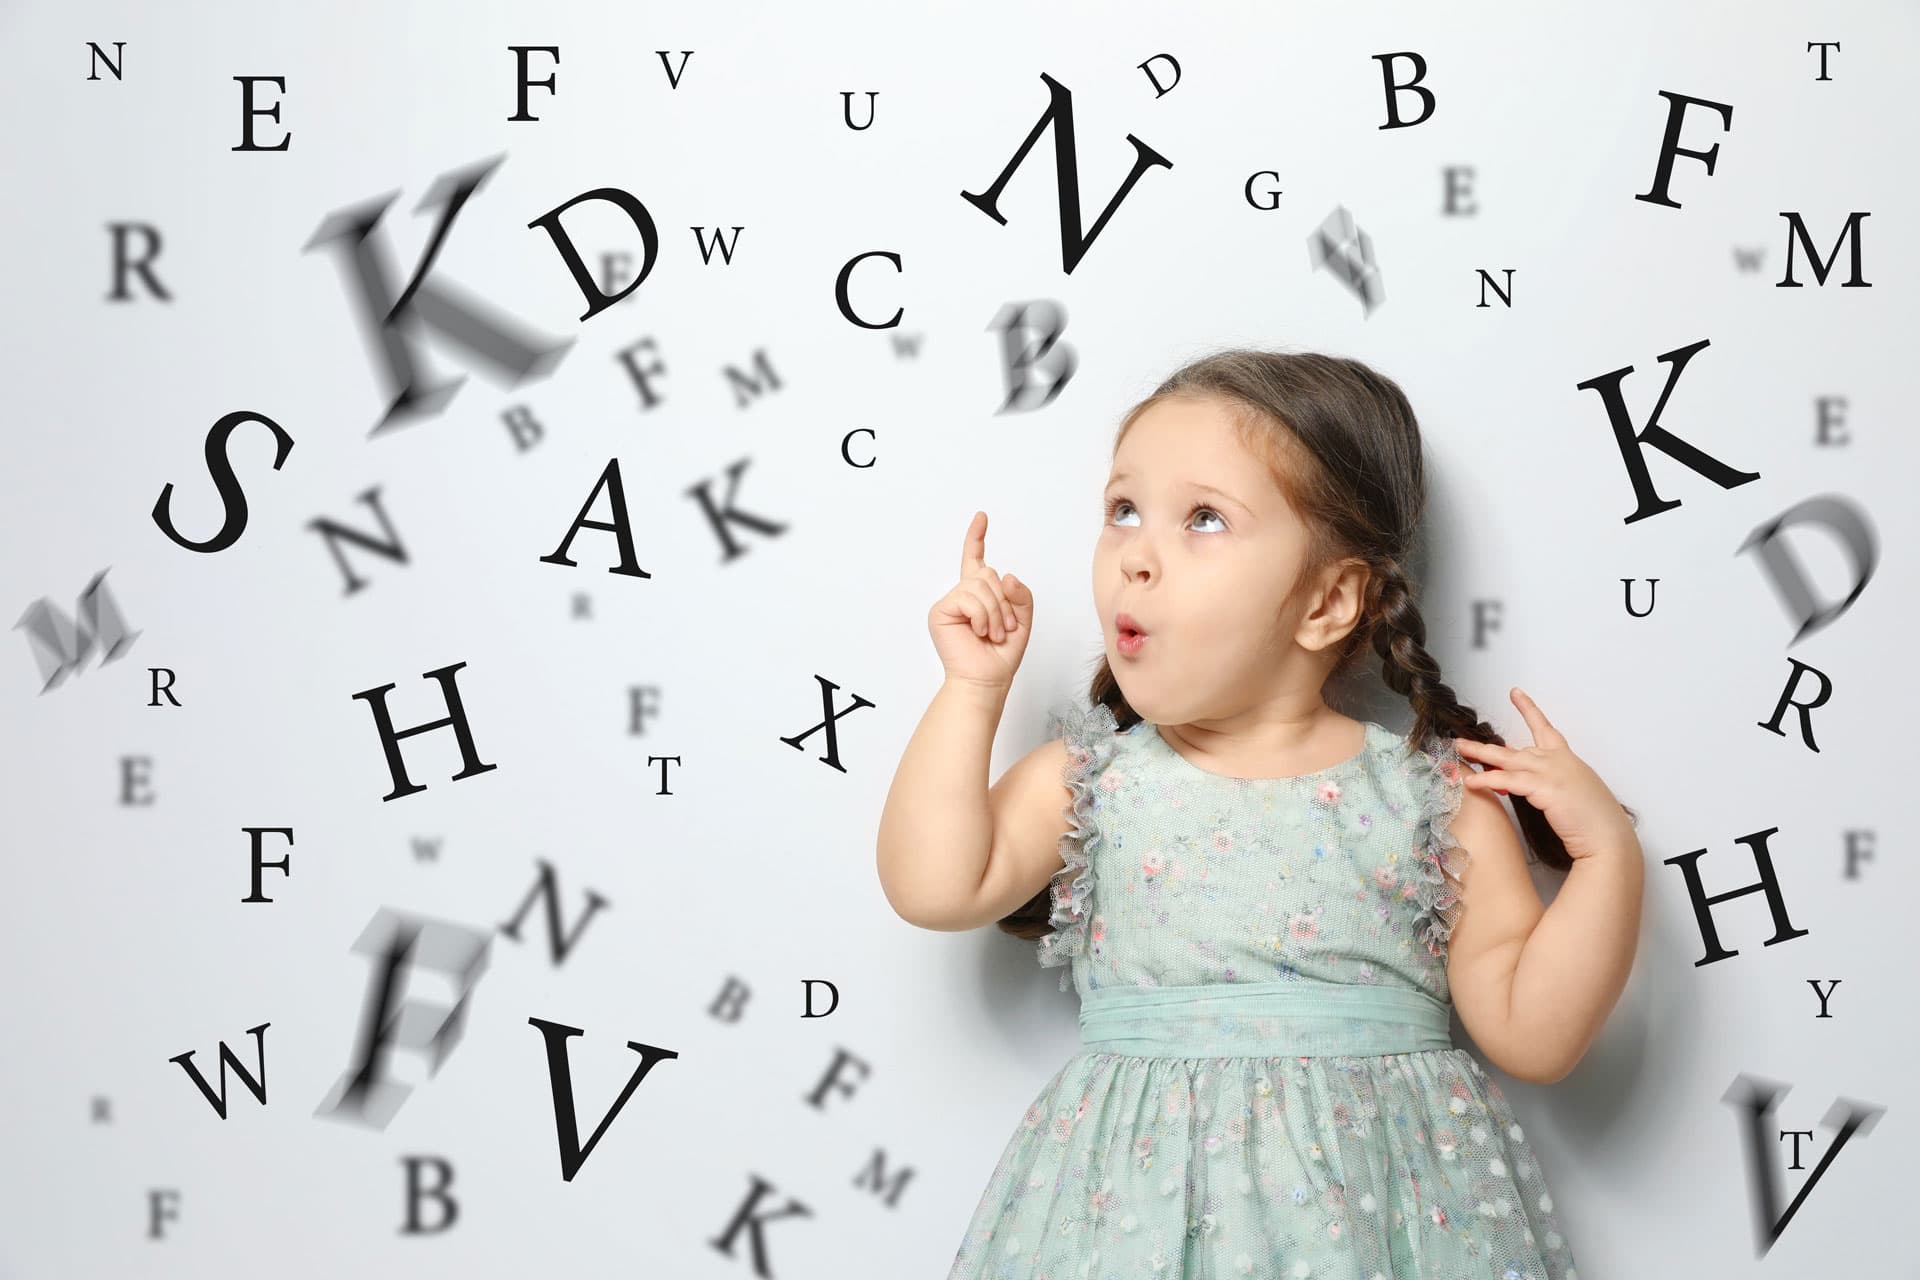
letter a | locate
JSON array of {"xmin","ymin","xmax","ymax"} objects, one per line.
[{"xmin": 539, "ymin": 458, "xmax": 649, "ymax": 578}]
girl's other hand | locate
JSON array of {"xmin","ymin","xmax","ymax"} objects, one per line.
[
  {"xmin": 1454, "ymin": 688, "xmax": 1639, "ymax": 861},
  {"xmin": 927, "ymin": 511, "xmax": 1034, "ymax": 694}
]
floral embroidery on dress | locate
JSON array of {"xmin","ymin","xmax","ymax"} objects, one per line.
[{"xmin": 1034, "ymin": 696, "xmax": 1121, "ymax": 988}]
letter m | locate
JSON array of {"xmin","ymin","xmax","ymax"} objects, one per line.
[
  {"xmin": 1777, "ymin": 211, "xmax": 1871, "ymax": 288},
  {"xmin": 14, "ymin": 568, "xmax": 142, "ymax": 693}
]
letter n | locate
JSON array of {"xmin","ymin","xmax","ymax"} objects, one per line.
[{"xmin": 959, "ymin": 73, "xmax": 1172, "ymax": 274}]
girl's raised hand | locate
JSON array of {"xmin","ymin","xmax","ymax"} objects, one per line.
[
  {"xmin": 927, "ymin": 511, "xmax": 1034, "ymax": 693},
  {"xmin": 1454, "ymin": 688, "xmax": 1639, "ymax": 861}
]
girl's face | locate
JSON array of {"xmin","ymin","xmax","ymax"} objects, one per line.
[{"xmin": 1093, "ymin": 394, "xmax": 1344, "ymax": 726}]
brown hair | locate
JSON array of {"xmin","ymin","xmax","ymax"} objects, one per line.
[{"xmin": 997, "ymin": 347, "xmax": 1637, "ymax": 942}]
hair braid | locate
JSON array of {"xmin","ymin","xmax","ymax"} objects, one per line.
[
  {"xmin": 1368, "ymin": 564, "xmax": 1494, "ymax": 746},
  {"xmin": 1369, "ymin": 563, "xmax": 1636, "ymax": 873}
]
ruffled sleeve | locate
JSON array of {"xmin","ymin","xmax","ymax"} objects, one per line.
[
  {"xmin": 1407, "ymin": 732, "xmax": 1471, "ymax": 960},
  {"xmin": 1034, "ymin": 696, "xmax": 1121, "ymax": 989}
]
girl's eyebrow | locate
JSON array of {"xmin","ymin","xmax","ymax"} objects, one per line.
[{"xmin": 1105, "ymin": 470, "xmax": 1253, "ymax": 516}]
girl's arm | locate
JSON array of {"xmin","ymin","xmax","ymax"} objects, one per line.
[
  {"xmin": 875, "ymin": 678, "xmax": 1010, "ymax": 929},
  {"xmin": 1502, "ymin": 836, "xmax": 1645, "ymax": 1081},
  {"xmin": 1448, "ymin": 693, "xmax": 1647, "ymax": 1084},
  {"xmin": 1443, "ymin": 775, "xmax": 1643, "ymax": 1090},
  {"xmin": 1446, "ymin": 767, "xmax": 1645, "ymax": 1084}
]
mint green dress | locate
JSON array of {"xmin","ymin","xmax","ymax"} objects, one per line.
[{"xmin": 944, "ymin": 697, "xmax": 1581, "ymax": 1280}]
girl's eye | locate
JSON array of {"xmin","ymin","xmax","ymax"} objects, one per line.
[{"xmin": 1104, "ymin": 497, "xmax": 1226, "ymax": 533}]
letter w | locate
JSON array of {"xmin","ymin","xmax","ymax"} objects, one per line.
[{"xmin": 169, "ymin": 1022, "xmax": 270, "ymax": 1118}]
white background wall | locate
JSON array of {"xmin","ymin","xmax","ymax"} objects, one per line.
[{"xmin": 1, "ymin": 0, "xmax": 1911, "ymax": 1274}]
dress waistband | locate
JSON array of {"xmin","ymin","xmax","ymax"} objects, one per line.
[{"xmin": 1078, "ymin": 979, "xmax": 1454, "ymax": 1059}]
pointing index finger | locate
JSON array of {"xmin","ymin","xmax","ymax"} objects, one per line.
[
  {"xmin": 1511, "ymin": 687, "xmax": 1562, "ymax": 747},
  {"xmin": 961, "ymin": 511, "xmax": 987, "ymax": 576}
]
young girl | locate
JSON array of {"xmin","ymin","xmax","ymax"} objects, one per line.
[{"xmin": 875, "ymin": 348, "xmax": 1643, "ymax": 1280}]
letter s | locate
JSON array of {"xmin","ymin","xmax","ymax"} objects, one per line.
[{"xmin": 152, "ymin": 410, "xmax": 295, "ymax": 552}]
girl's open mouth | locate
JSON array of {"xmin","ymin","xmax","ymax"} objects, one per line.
[{"xmin": 1117, "ymin": 629, "xmax": 1147, "ymax": 657}]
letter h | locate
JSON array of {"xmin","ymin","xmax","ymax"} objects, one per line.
[
  {"xmin": 351, "ymin": 661, "xmax": 498, "ymax": 801},
  {"xmin": 1663, "ymin": 827, "xmax": 1811, "ymax": 966}
]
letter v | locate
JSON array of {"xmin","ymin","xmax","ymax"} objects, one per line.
[{"xmin": 528, "ymin": 1016, "xmax": 680, "ymax": 1181}]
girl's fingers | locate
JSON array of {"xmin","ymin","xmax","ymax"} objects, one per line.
[
  {"xmin": 1001, "ymin": 573, "xmax": 1026, "ymax": 628},
  {"xmin": 959, "ymin": 511, "xmax": 988, "ymax": 577},
  {"xmin": 1462, "ymin": 768, "xmax": 1512, "ymax": 797},
  {"xmin": 979, "ymin": 571, "xmax": 1016, "ymax": 633},
  {"xmin": 1454, "ymin": 736, "xmax": 1520, "ymax": 769},
  {"xmin": 950, "ymin": 589, "xmax": 983, "ymax": 637},
  {"xmin": 956, "ymin": 511, "xmax": 1018, "ymax": 633},
  {"xmin": 965, "ymin": 565, "xmax": 1015, "ymax": 634},
  {"xmin": 1510, "ymin": 688, "xmax": 1566, "ymax": 749},
  {"xmin": 965, "ymin": 581, "xmax": 1004, "ymax": 642}
]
